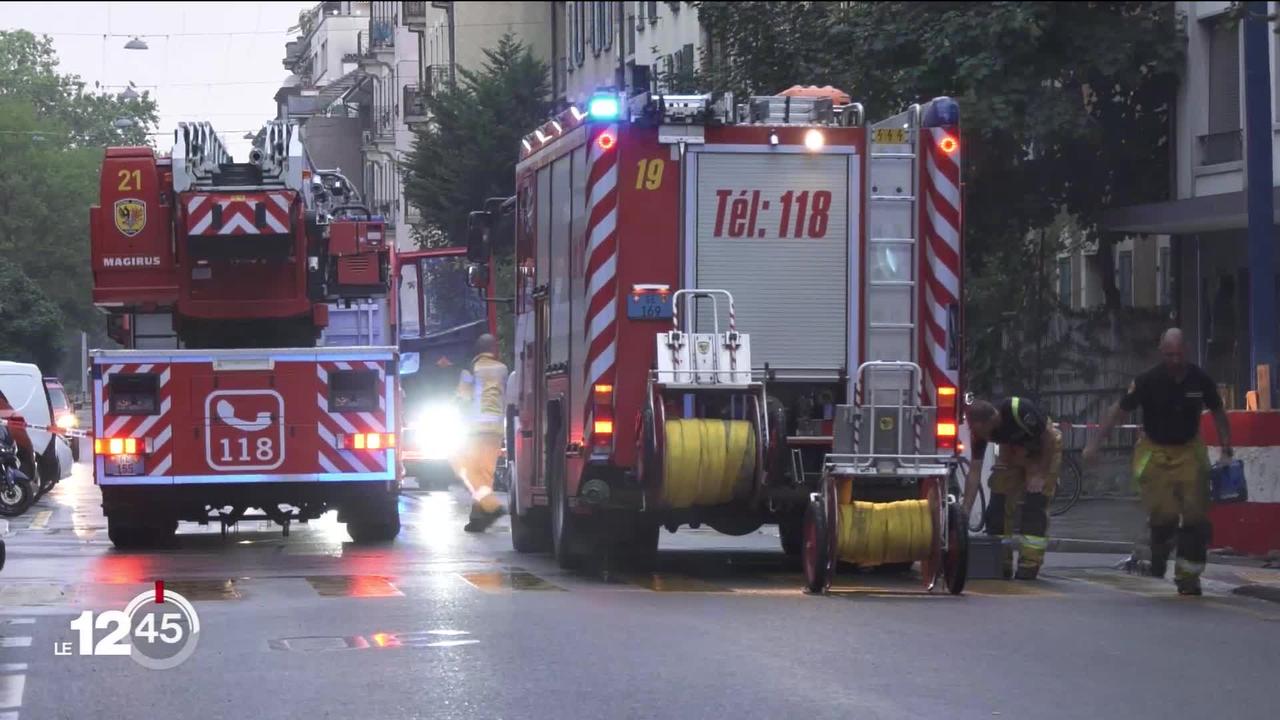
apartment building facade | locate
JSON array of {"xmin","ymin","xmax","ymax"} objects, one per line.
[{"xmin": 1104, "ymin": 1, "xmax": 1280, "ymax": 405}]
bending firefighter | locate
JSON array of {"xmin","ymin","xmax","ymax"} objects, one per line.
[
  {"xmin": 964, "ymin": 397, "xmax": 1063, "ymax": 580},
  {"xmin": 1085, "ymin": 328, "xmax": 1231, "ymax": 596},
  {"xmin": 450, "ymin": 334, "xmax": 509, "ymax": 533}
]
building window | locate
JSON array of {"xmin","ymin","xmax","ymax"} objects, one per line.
[
  {"xmin": 1201, "ymin": 15, "xmax": 1242, "ymax": 165},
  {"xmin": 1058, "ymin": 256, "xmax": 1072, "ymax": 308},
  {"xmin": 589, "ymin": 3, "xmax": 598, "ymax": 56},
  {"xmin": 1118, "ymin": 250, "xmax": 1134, "ymax": 307},
  {"xmin": 1158, "ymin": 245, "xmax": 1171, "ymax": 307},
  {"xmin": 647, "ymin": 1, "xmax": 659, "ymax": 24},
  {"xmin": 575, "ymin": 2, "xmax": 587, "ymax": 67},
  {"xmin": 601, "ymin": 2, "xmax": 613, "ymax": 52}
]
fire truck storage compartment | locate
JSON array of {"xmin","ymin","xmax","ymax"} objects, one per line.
[
  {"xmin": 688, "ymin": 151, "xmax": 853, "ymax": 372},
  {"xmin": 91, "ymin": 148, "xmax": 177, "ymax": 306}
]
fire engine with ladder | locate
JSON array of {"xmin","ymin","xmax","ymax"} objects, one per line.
[
  {"xmin": 88, "ymin": 120, "xmax": 402, "ymax": 548},
  {"xmin": 467, "ymin": 86, "xmax": 968, "ymax": 593}
]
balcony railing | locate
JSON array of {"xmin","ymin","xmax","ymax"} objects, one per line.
[
  {"xmin": 403, "ymin": 1, "xmax": 427, "ymax": 25},
  {"xmin": 1197, "ymin": 129, "xmax": 1243, "ymax": 166},
  {"xmin": 403, "ymin": 84, "xmax": 428, "ymax": 122},
  {"xmin": 370, "ymin": 17, "xmax": 395, "ymax": 50},
  {"xmin": 423, "ymin": 64, "xmax": 450, "ymax": 97}
]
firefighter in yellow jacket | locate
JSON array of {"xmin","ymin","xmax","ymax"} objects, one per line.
[
  {"xmin": 964, "ymin": 396, "xmax": 1063, "ymax": 580},
  {"xmin": 451, "ymin": 334, "xmax": 509, "ymax": 532},
  {"xmin": 1085, "ymin": 328, "xmax": 1232, "ymax": 596}
]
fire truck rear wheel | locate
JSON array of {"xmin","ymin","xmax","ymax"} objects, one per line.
[
  {"xmin": 779, "ymin": 516, "xmax": 804, "ymax": 556},
  {"xmin": 615, "ymin": 521, "xmax": 660, "ymax": 570},
  {"xmin": 345, "ymin": 509, "xmax": 399, "ymax": 538},
  {"xmin": 550, "ymin": 470, "xmax": 583, "ymax": 570},
  {"xmin": 347, "ymin": 508, "xmax": 401, "ymax": 544},
  {"xmin": 511, "ymin": 505, "xmax": 550, "ymax": 553}
]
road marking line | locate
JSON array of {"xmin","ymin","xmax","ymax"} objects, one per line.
[
  {"xmin": 0, "ymin": 638, "xmax": 31, "ymax": 649},
  {"xmin": 0, "ymin": 665, "xmax": 27, "ymax": 673},
  {"xmin": 28, "ymin": 510, "xmax": 51, "ymax": 531},
  {"xmin": 0, "ymin": 710, "xmax": 17, "ymax": 720},
  {"xmin": 0, "ymin": 620, "xmax": 33, "ymax": 626},
  {"xmin": 0, "ymin": 674, "xmax": 24, "ymax": 709}
]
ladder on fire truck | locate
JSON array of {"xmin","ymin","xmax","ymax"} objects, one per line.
[
  {"xmin": 171, "ymin": 120, "xmax": 304, "ymax": 191},
  {"xmin": 862, "ymin": 107, "xmax": 923, "ymax": 455}
]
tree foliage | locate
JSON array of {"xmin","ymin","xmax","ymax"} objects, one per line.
[
  {"xmin": 403, "ymin": 34, "xmax": 551, "ymax": 363},
  {"xmin": 697, "ymin": 2, "xmax": 1184, "ymax": 394},
  {"xmin": 403, "ymin": 34, "xmax": 552, "ymax": 249},
  {"xmin": 0, "ymin": 30, "xmax": 159, "ymax": 379}
]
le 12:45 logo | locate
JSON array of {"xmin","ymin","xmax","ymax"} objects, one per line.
[{"xmin": 56, "ymin": 581, "xmax": 201, "ymax": 670}]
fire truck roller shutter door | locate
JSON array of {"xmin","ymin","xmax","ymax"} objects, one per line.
[
  {"xmin": 692, "ymin": 152, "xmax": 851, "ymax": 370},
  {"xmin": 661, "ymin": 418, "xmax": 757, "ymax": 509}
]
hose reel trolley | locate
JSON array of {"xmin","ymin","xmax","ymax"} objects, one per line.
[
  {"xmin": 802, "ymin": 361, "xmax": 967, "ymax": 595},
  {"xmin": 642, "ymin": 289, "xmax": 768, "ymax": 511}
]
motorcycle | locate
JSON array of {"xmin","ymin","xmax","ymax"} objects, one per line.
[{"xmin": 0, "ymin": 425, "xmax": 37, "ymax": 517}]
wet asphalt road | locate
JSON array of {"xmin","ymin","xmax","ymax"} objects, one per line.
[{"xmin": 2, "ymin": 466, "xmax": 1279, "ymax": 720}]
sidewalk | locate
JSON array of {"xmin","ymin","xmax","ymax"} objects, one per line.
[{"xmin": 1044, "ymin": 497, "xmax": 1280, "ymax": 602}]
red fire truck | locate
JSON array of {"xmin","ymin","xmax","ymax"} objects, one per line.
[
  {"xmin": 88, "ymin": 121, "xmax": 401, "ymax": 547},
  {"xmin": 467, "ymin": 88, "xmax": 964, "ymax": 569}
]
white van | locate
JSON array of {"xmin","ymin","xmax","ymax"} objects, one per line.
[{"xmin": 0, "ymin": 361, "xmax": 74, "ymax": 485}]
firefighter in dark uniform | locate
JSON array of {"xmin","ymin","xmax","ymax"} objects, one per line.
[
  {"xmin": 1085, "ymin": 328, "xmax": 1232, "ymax": 596},
  {"xmin": 964, "ymin": 396, "xmax": 1063, "ymax": 579}
]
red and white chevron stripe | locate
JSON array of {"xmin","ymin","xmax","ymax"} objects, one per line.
[
  {"xmin": 101, "ymin": 363, "xmax": 174, "ymax": 476},
  {"xmin": 184, "ymin": 191, "xmax": 294, "ymax": 236},
  {"xmin": 584, "ymin": 124, "xmax": 619, "ymax": 440},
  {"xmin": 920, "ymin": 126, "xmax": 961, "ymax": 399},
  {"xmin": 314, "ymin": 361, "xmax": 389, "ymax": 475}
]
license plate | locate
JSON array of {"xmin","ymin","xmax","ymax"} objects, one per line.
[
  {"xmin": 107, "ymin": 454, "xmax": 142, "ymax": 476},
  {"xmin": 872, "ymin": 127, "xmax": 909, "ymax": 144},
  {"xmin": 626, "ymin": 292, "xmax": 673, "ymax": 321}
]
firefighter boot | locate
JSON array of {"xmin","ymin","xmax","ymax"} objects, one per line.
[
  {"xmin": 985, "ymin": 493, "xmax": 1014, "ymax": 579},
  {"xmin": 1174, "ymin": 521, "xmax": 1211, "ymax": 595},
  {"xmin": 1148, "ymin": 522, "xmax": 1177, "ymax": 579},
  {"xmin": 1015, "ymin": 492, "xmax": 1049, "ymax": 580}
]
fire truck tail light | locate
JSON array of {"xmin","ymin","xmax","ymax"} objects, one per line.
[
  {"xmin": 938, "ymin": 135, "xmax": 959, "ymax": 154},
  {"xmin": 596, "ymin": 130, "xmax": 616, "ymax": 151},
  {"xmin": 95, "ymin": 437, "xmax": 145, "ymax": 456},
  {"xmin": 590, "ymin": 383, "xmax": 615, "ymax": 449},
  {"xmin": 936, "ymin": 384, "xmax": 959, "ymax": 451},
  {"xmin": 340, "ymin": 433, "xmax": 396, "ymax": 451},
  {"xmin": 804, "ymin": 129, "xmax": 825, "ymax": 151}
]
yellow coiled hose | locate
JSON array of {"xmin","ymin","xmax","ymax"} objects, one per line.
[
  {"xmin": 837, "ymin": 500, "xmax": 933, "ymax": 566},
  {"xmin": 661, "ymin": 419, "xmax": 757, "ymax": 509}
]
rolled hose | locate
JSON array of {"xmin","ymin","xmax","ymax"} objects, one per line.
[
  {"xmin": 837, "ymin": 499, "xmax": 933, "ymax": 566},
  {"xmin": 662, "ymin": 419, "xmax": 757, "ymax": 509}
]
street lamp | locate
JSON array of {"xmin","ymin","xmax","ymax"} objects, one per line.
[
  {"xmin": 119, "ymin": 86, "xmax": 139, "ymax": 101},
  {"xmin": 124, "ymin": 37, "xmax": 148, "ymax": 50}
]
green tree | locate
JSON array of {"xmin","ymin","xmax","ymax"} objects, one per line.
[
  {"xmin": 403, "ymin": 34, "xmax": 551, "ymax": 249},
  {"xmin": 0, "ymin": 261, "xmax": 64, "ymax": 370},
  {"xmin": 0, "ymin": 30, "xmax": 158, "ymax": 379},
  {"xmin": 698, "ymin": 2, "xmax": 1183, "ymax": 393},
  {"xmin": 403, "ymin": 34, "xmax": 551, "ymax": 363}
]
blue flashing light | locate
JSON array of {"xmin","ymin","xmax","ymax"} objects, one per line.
[
  {"xmin": 588, "ymin": 94, "xmax": 621, "ymax": 120},
  {"xmin": 922, "ymin": 96, "xmax": 960, "ymax": 128}
]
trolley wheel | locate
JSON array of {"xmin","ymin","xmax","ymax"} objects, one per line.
[
  {"xmin": 802, "ymin": 473, "xmax": 839, "ymax": 594},
  {"xmin": 801, "ymin": 498, "xmax": 830, "ymax": 594},
  {"xmin": 943, "ymin": 502, "xmax": 968, "ymax": 595},
  {"xmin": 920, "ymin": 478, "xmax": 943, "ymax": 590}
]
